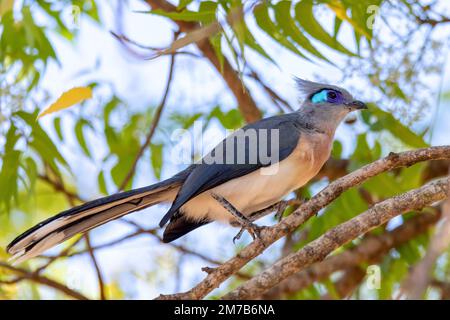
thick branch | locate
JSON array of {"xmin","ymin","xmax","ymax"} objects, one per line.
[
  {"xmin": 156, "ymin": 146, "xmax": 450, "ymax": 300},
  {"xmin": 224, "ymin": 177, "xmax": 448, "ymax": 299},
  {"xmin": 400, "ymin": 169, "xmax": 450, "ymax": 299},
  {"xmin": 322, "ymin": 266, "xmax": 366, "ymax": 299},
  {"xmin": 263, "ymin": 209, "xmax": 440, "ymax": 299},
  {"xmin": 144, "ymin": 0, "xmax": 262, "ymax": 123}
]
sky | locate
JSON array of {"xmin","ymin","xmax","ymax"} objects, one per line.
[{"xmin": 22, "ymin": 0, "xmax": 450, "ymax": 299}]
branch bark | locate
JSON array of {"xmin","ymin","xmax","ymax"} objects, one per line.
[
  {"xmin": 400, "ymin": 168, "xmax": 450, "ymax": 299},
  {"xmin": 263, "ymin": 209, "xmax": 440, "ymax": 299},
  {"xmin": 84, "ymin": 233, "xmax": 106, "ymax": 300},
  {"xmin": 155, "ymin": 146, "xmax": 450, "ymax": 300},
  {"xmin": 223, "ymin": 177, "xmax": 448, "ymax": 299}
]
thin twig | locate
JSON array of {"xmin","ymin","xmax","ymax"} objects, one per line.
[
  {"xmin": 0, "ymin": 262, "xmax": 89, "ymax": 300},
  {"xmin": 84, "ymin": 233, "xmax": 106, "ymax": 300},
  {"xmin": 119, "ymin": 48, "xmax": 176, "ymax": 191}
]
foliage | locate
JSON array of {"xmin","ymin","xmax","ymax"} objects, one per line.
[{"xmin": 0, "ymin": 0, "xmax": 449, "ymax": 300}]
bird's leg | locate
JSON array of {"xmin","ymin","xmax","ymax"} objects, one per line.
[
  {"xmin": 230, "ymin": 201, "xmax": 289, "ymax": 241},
  {"xmin": 247, "ymin": 201, "xmax": 288, "ymax": 222},
  {"xmin": 210, "ymin": 193, "xmax": 265, "ymax": 243}
]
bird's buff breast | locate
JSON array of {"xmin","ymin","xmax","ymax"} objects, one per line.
[{"xmin": 180, "ymin": 133, "xmax": 332, "ymax": 223}]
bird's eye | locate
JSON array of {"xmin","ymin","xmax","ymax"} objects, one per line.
[{"xmin": 327, "ymin": 91, "xmax": 337, "ymax": 100}]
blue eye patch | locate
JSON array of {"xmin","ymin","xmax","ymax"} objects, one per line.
[
  {"xmin": 310, "ymin": 89, "xmax": 343, "ymax": 104},
  {"xmin": 311, "ymin": 90, "xmax": 328, "ymax": 103}
]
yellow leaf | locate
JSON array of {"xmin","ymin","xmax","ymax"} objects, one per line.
[
  {"xmin": 0, "ymin": 0, "xmax": 14, "ymax": 17},
  {"xmin": 38, "ymin": 87, "xmax": 92, "ymax": 119}
]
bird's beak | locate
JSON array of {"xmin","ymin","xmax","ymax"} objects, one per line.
[{"xmin": 345, "ymin": 100, "xmax": 368, "ymax": 110}]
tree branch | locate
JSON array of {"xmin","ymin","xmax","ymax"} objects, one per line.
[
  {"xmin": 399, "ymin": 168, "xmax": 450, "ymax": 299},
  {"xmin": 263, "ymin": 208, "xmax": 440, "ymax": 299},
  {"xmin": 223, "ymin": 177, "xmax": 448, "ymax": 299},
  {"xmin": 155, "ymin": 146, "xmax": 450, "ymax": 300},
  {"xmin": 0, "ymin": 262, "xmax": 89, "ymax": 300},
  {"xmin": 84, "ymin": 233, "xmax": 106, "ymax": 300}
]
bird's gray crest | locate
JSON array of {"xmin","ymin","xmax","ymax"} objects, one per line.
[{"xmin": 294, "ymin": 77, "xmax": 352, "ymax": 102}]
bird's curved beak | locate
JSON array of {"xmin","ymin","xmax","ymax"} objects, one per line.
[{"xmin": 345, "ymin": 100, "xmax": 368, "ymax": 110}]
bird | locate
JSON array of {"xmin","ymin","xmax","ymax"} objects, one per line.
[{"xmin": 6, "ymin": 78, "xmax": 367, "ymax": 264}]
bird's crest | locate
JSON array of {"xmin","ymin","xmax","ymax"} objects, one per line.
[
  {"xmin": 294, "ymin": 77, "xmax": 350, "ymax": 102},
  {"xmin": 295, "ymin": 78, "xmax": 326, "ymax": 97}
]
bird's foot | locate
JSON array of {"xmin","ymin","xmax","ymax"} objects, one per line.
[
  {"xmin": 233, "ymin": 222, "xmax": 266, "ymax": 243},
  {"xmin": 210, "ymin": 192, "xmax": 266, "ymax": 243}
]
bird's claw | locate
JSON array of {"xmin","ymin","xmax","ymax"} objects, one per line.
[
  {"xmin": 233, "ymin": 222, "xmax": 265, "ymax": 243},
  {"xmin": 274, "ymin": 201, "xmax": 288, "ymax": 222}
]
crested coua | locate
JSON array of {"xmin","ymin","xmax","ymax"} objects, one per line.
[{"xmin": 7, "ymin": 79, "xmax": 367, "ymax": 263}]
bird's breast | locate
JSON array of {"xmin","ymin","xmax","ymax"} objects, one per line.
[{"xmin": 181, "ymin": 132, "xmax": 333, "ymax": 223}]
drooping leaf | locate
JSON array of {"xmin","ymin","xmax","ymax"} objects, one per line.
[
  {"xmin": 53, "ymin": 117, "xmax": 63, "ymax": 141},
  {"xmin": 274, "ymin": 1, "xmax": 330, "ymax": 63},
  {"xmin": 295, "ymin": 0, "xmax": 356, "ymax": 56},
  {"xmin": 0, "ymin": 0, "xmax": 14, "ymax": 17},
  {"xmin": 150, "ymin": 143, "xmax": 163, "ymax": 180},
  {"xmin": 368, "ymin": 104, "xmax": 428, "ymax": 148},
  {"xmin": 327, "ymin": 0, "xmax": 371, "ymax": 39},
  {"xmin": 97, "ymin": 170, "xmax": 108, "ymax": 195},
  {"xmin": 254, "ymin": 2, "xmax": 308, "ymax": 60},
  {"xmin": 75, "ymin": 119, "xmax": 92, "ymax": 158},
  {"xmin": 38, "ymin": 87, "xmax": 93, "ymax": 118},
  {"xmin": 144, "ymin": 8, "xmax": 216, "ymax": 23}
]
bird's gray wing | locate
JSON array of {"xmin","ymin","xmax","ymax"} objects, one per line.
[{"xmin": 159, "ymin": 113, "xmax": 303, "ymax": 227}]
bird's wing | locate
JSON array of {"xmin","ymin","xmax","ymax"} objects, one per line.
[{"xmin": 159, "ymin": 113, "xmax": 303, "ymax": 226}]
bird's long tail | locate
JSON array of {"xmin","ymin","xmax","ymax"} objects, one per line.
[{"xmin": 6, "ymin": 169, "xmax": 191, "ymax": 264}]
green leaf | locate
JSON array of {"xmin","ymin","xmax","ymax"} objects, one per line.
[
  {"xmin": 97, "ymin": 170, "xmax": 108, "ymax": 195},
  {"xmin": 24, "ymin": 157, "xmax": 38, "ymax": 193},
  {"xmin": 178, "ymin": 0, "xmax": 194, "ymax": 9},
  {"xmin": 327, "ymin": 0, "xmax": 371, "ymax": 39},
  {"xmin": 111, "ymin": 157, "xmax": 134, "ymax": 190},
  {"xmin": 16, "ymin": 111, "xmax": 69, "ymax": 173},
  {"xmin": 254, "ymin": 2, "xmax": 307, "ymax": 59},
  {"xmin": 4, "ymin": 123, "xmax": 20, "ymax": 153},
  {"xmin": 75, "ymin": 119, "xmax": 91, "ymax": 158},
  {"xmin": 53, "ymin": 117, "xmax": 64, "ymax": 141},
  {"xmin": 0, "ymin": 0, "xmax": 14, "ymax": 17},
  {"xmin": 150, "ymin": 143, "xmax": 163, "ymax": 180},
  {"xmin": 331, "ymin": 140, "xmax": 343, "ymax": 158},
  {"xmin": 210, "ymin": 33, "xmax": 224, "ymax": 72},
  {"xmin": 333, "ymin": 16, "xmax": 343, "ymax": 39},
  {"xmin": 0, "ymin": 150, "xmax": 21, "ymax": 212},
  {"xmin": 274, "ymin": 1, "xmax": 330, "ymax": 63},
  {"xmin": 368, "ymin": 104, "xmax": 428, "ymax": 148},
  {"xmin": 295, "ymin": 0, "xmax": 356, "ymax": 56},
  {"xmin": 145, "ymin": 8, "xmax": 216, "ymax": 23},
  {"xmin": 209, "ymin": 106, "xmax": 244, "ymax": 129}
]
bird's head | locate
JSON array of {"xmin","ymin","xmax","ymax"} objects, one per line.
[{"xmin": 295, "ymin": 78, "xmax": 367, "ymax": 119}]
